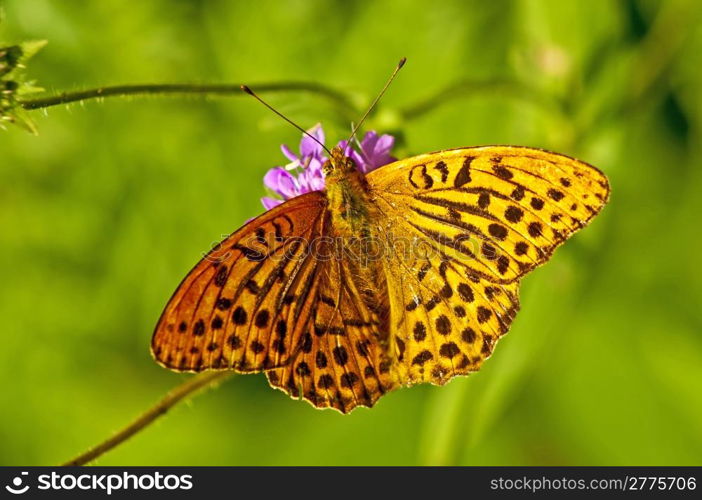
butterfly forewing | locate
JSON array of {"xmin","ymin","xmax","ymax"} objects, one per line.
[
  {"xmin": 368, "ymin": 146, "xmax": 610, "ymax": 283},
  {"xmin": 152, "ymin": 192, "xmax": 328, "ymax": 373},
  {"xmin": 366, "ymin": 146, "xmax": 609, "ymax": 386}
]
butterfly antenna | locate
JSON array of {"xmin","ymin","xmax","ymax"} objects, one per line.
[
  {"xmin": 241, "ymin": 85, "xmax": 331, "ymax": 156},
  {"xmin": 346, "ymin": 121, "xmax": 371, "ymax": 164},
  {"xmin": 346, "ymin": 57, "xmax": 406, "ymax": 145}
]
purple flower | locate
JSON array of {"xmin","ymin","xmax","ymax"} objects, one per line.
[
  {"xmin": 261, "ymin": 125, "xmax": 325, "ymax": 210},
  {"xmin": 339, "ymin": 131, "xmax": 397, "ymax": 174},
  {"xmin": 261, "ymin": 125, "xmax": 396, "ymax": 210}
]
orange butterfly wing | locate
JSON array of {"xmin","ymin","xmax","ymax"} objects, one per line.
[
  {"xmin": 365, "ymin": 146, "xmax": 610, "ymax": 385},
  {"xmin": 152, "ymin": 192, "xmax": 329, "ymax": 372},
  {"xmin": 266, "ymin": 250, "xmax": 399, "ymax": 413},
  {"xmin": 152, "ymin": 190, "xmax": 399, "ymax": 413}
]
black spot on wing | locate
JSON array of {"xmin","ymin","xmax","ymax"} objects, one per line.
[
  {"xmin": 433, "ymin": 161, "xmax": 449, "ymax": 182},
  {"xmin": 409, "ymin": 164, "xmax": 433, "ymax": 190},
  {"xmin": 454, "ymin": 156, "xmax": 474, "ymax": 187}
]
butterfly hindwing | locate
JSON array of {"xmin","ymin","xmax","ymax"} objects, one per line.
[
  {"xmin": 267, "ymin": 240, "xmax": 399, "ymax": 413},
  {"xmin": 378, "ymin": 226, "xmax": 520, "ymax": 386}
]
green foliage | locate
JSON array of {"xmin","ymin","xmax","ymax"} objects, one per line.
[
  {"xmin": 0, "ymin": 39, "xmax": 46, "ymax": 132},
  {"xmin": 0, "ymin": 0, "xmax": 701, "ymax": 465}
]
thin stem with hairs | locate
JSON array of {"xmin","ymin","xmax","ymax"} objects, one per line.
[
  {"xmin": 61, "ymin": 371, "xmax": 232, "ymax": 466},
  {"xmin": 19, "ymin": 81, "xmax": 356, "ymax": 116}
]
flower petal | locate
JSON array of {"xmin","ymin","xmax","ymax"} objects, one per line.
[
  {"xmin": 359, "ymin": 132, "xmax": 396, "ymax": 171},
  {"xmin": 261, "ymin": 197, "xmax": 283, "ymax": 210},
  {"xmin": 298, "ymin": 165, "xmax": 326, "ymax": 192},
  {"xmin": 373, "ymin": 133, "xmax": 395, "ymax": 154},
  {"xmin": 307, "ymin": 157, "xmax": 323, "ymax": 174},
  {"xmin": 309, "ymin": 168, "xmax": 327, "ymax": 191},
  {"xmin": 280, "ymin": 144, "xmax": 299, "ymax": 164},
  {"xmin": 350, "ymin": 150, "xmax": 366, "ymax": 171},
  {"xmin": 300, "ymin": 125, "xmax": 326, "ymax": 158},
  {"xmin": 360, "ymin": 130, "xmax": 379, "ymax": 151},
  {"xmin": 263, "ymin": 167, "xmax": 300, "ymax": 199}
]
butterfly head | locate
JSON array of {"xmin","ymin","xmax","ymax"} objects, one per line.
[{"xmin": 323, "ymin": 146, "xmax": 358, "ymax": 178}]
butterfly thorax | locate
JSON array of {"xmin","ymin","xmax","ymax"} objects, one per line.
[{"xmin": 323, "ymin": 147, "xmax": 374, "ymax": 238}]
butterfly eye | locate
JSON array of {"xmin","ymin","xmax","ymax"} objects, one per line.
[
  {"xmin": 322, "ymin": 160, "xmax": 334, "ymax": 176},
  {"xmin": 344, "ymin": 157, "xmax": 358, "ymax": 172}
]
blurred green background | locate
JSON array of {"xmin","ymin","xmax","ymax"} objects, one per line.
[{"xmin": 1, "ymin": 0, "xmax": 701, "ymax": 466}]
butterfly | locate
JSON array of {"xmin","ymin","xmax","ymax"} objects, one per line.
[{"xmin": 151, "ymin": 141, "xmax": 610, "ymax": 413}]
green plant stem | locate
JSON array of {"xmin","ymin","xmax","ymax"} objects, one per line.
[
  {"xmin": 19, "ymin": 81, "xmax": 356, "ymax": 114},
  {"xmin": 400, "ymin": 79, "xmax": 563, "ymax": 122},
  {"xmin": 61, "ymin": 371, "xmax": 232, "ymax": 466}
]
